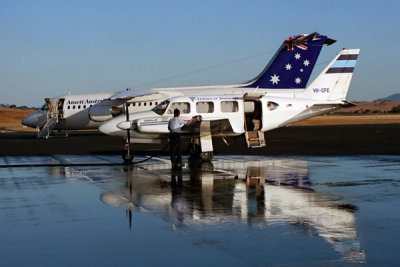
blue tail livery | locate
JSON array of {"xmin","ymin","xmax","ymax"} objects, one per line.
[{"xmin": 242, "ymin": 32, "xmax": 335, "ymax": 89}]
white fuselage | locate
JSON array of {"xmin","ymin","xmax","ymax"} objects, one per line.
[
  {"xmin": 99, "ymin": 94, "xmax": 340, "ymax": 140},
  {"xmin": 22, "ymin": 92, "xmax": 169, "ymax": 130}
]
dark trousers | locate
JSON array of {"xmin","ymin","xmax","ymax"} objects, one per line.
[{"xmin": 170, "ymin": 133, "xmax": 182, "ymax": 166}]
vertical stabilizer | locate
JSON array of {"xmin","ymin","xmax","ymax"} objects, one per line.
[
  {"xmin": 304, "ymin": 49, "xmax": 360, "ymax": 101},
  {"xmin": 243, "ymin": 32, "xmax": 335, "ymax": 89}
]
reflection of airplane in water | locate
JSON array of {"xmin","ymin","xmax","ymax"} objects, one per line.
[{"xmin": 100, "ymin": 156, "xmax": 365, "ymax": 262}]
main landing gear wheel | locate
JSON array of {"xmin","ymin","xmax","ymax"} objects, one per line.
[
  {"xmin": 188, "ymin": 141, "xmax": 214, "ymax": 162},
  {"xmin": 122, "ymin": 150, "xmax": 134, "ymax": 164},
  {"xmin": 199, "ymin": 151, "xmax": 213, "ymax": 162}
]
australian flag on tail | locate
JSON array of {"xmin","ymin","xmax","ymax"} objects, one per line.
[{"xmin": 243, "ymin": 32, "xmax": 335, "ymax": 89}]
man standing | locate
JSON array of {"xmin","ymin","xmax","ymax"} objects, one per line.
[{"xmin": 168, "ymin": 109, "xmax": 186, "ymax": 169}]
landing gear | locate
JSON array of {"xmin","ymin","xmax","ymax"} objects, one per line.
[
  {"xmin": 122, "ymin": 101, "xmax": 133, "ymax": 164},
  {"xmin": 200, "ymin": 151, "xmax": 213, "ymax": 162},
  {"xmin": 122, "ymin": 150, "xmax": 134, "ymax": 163},
  {"xmin": 188, "ymin": 138, "xmax": 213, "ymax": 162}
]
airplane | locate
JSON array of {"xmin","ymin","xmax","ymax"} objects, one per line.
[
  {"xmin": 22, "ymin": 33, "xmax": 334, "ymax": 138},
  {"xmin": 99, "ymin": 48, "xmax": 360, "ymax": 163},
  {"xmin": 21, "ymin": 91, "xmax": 171, "ymax": 138}
]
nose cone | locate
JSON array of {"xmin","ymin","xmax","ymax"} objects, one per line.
[
  {"xmin": 99, "ymin": 117, "xmax": 127, "ymax": 137},
  {"xmin": 22, "ymin": 111, "xmax": 46, "ymax": 128}
]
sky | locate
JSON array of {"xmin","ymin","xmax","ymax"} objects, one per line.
[{"xmin": 1, "ymin": 0, "xmax": 399, "ymax": 107}]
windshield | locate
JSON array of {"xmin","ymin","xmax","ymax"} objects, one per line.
[{"xmin": 152, "ymin": 100, "xmax": 170, "ymax": 115}]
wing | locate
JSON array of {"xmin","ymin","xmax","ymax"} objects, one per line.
[{"xmin": 181, "ymin": 118, "xmax": 235, "ymax": 136}]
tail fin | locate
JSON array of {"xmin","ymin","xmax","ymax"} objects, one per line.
[
  {"xmin": 243, "ymin": 32, "xmax": 335, "ymax": 89},
  {"xmin": 304, "ymin": 48, "xmax": 360, "ymax": 101}
]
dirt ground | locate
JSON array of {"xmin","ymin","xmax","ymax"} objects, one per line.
[
  {"xmin": 1, "ymin": 107, "xmax": 400, "ymax": 133},
  {"xmin": 0, "ymin": 109, "xmax": 36, "ymax": 132},
  {"xmin": 293, "ymin": 114, "xmax": 400, "ymax": 125}
]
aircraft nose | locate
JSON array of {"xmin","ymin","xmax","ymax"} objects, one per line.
[{"xmin": 22, "ymin": 111, "xmax": 44, "ymax": 128}]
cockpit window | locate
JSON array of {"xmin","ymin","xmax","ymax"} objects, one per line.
[
  {"xmin": 40, "ymin": 104, "xmax": 48, "ymax": 111},
  {"xmin": 152, "ymin": 100, "xmax": 170, "ymax": 115},
  {"xmin": 167, "ymin": 102, "xmax": 190, "ymax": 115}
]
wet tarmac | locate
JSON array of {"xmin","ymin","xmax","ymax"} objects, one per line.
[
  {"xmin": 0, "ymin": 155, "xmax": 399, "ymax": 266},
  {"xmin": 2, "ymin": 123, "xmax": 400, "ymax": 156}
]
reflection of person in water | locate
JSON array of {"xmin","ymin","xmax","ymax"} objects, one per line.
[{"xmin": 171, "ymin": 173, "xmax": 185, "ymax": 222}]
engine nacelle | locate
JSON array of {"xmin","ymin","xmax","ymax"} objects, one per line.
[{"xmin": 89, "ymin": 103, "xmax": 123, "ymax": 122}]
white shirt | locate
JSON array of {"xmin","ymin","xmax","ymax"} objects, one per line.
[{"xmin": 168, "ymin": 117, "xmax": 185, "ymax": 133}]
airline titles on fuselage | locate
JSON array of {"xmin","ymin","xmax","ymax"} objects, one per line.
[{"xmin": 66, "ymin": 99, "xmax": 105, "ymax": 105}]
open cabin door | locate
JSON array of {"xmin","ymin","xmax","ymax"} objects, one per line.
[
  {"xmin": 243, "ymin": 93, "xmax": 266, "ymax": 148},
  {"xmin": 56, "ymin": 98, "xmax": 65, "ymax": 119}
]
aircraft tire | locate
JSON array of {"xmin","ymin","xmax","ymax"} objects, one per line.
[
  {"xmin": 122, "ymin": 151, "xmax": 134, "ymax": 163},
  {"xmin": 199, "ymin": 151, "xmax": 213, "ymax": 162}
]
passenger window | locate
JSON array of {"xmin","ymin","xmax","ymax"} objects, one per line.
[
  {"xmin": 221, "ymin": 101, "xmax": 238, "ymax": 113},
  {"xmin": 83, "ymin": 105, "xmax": 86, "ymax": 109},
  {"xmin": 78, "ymin": 105, "xmax": 81, "ymax": 109},
  {"xmin": 196, "ymin": 101, "xmax": 214, "ymax": 113},
  {"xmin": 67, "ymin": 106, "xmax": 70, "ymax": 110},
  {"xmin": 155, "ymin": 102, "xmax": 158, "ymax": 105},
  {"xmin": 73, "ymin": 105, "xmax": 76, "ymax": 109},
  {"xmin": 133, "ymin": 103, "xmax": 136, "ymax": 107},
  {"xmin": 144, "ymin": 102, "xmax": 147, "ymax": 106},
  {"xmin": 267, "ymin": 101, "xmax": 279, "ymax": 111},
  {"xmin": 167, "ymin": 102, "xmax": 191, "ymax": 114},
  {"xmin": 138, "ymin": 103, "xmax": 141, "ymax": 106}
]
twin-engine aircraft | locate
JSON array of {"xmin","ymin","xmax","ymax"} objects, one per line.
[
  {"xmin": 99, "ymin": 48, "xmax": 360, "ymax": 162},
  {"xmin": 22, "ymin": 33, "xmax": 333, "ymax": 138}
]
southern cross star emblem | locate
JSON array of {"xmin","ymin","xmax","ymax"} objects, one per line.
[
  {"xmin": 294, "ymin": 53, "xmax": 301, "ymax": 60},
  {"xmin": 270, "ymin": 74, "xmax": 280, "ymax": 84},
  {"xmin": 295, "ymin": 77, "xmax": 302, "ymax": 84},
  {"xmin": 303, "ymin": 59, "xmax": 310, "ymax": 66},
  {"xmin": 285, "ymin": 63, "xmax": 292, "ymax": 70}
]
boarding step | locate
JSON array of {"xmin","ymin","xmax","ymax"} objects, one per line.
[
  {"xmin": 37, "ymin": 117, "xmax": 57, "ymax": 139},
  {"xmin": 245, "ymin": 131, "xmax": 266, "ymax": 148}
]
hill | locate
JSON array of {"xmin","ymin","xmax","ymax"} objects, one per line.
[
  {"xmin": 375, "ymin": 93, "xmax": 400, "ymax": 102},
  {"xmin": 335, "ymin": 101, "xmax": 400, "ymax": 114}
]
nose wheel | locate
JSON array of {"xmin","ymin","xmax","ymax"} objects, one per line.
[
  {"xmin": 122, "ymin": 101, "xmax": 134, "ymax": 164},
  {"xmin": 122, "ymin": 149, "xmax": 134, "ymax": 163}
]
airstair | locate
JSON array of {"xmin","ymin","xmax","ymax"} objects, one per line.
[
  {"xmin": 243, "ymin": 93, "xmax": 266, "ymax": 149},
  {"xmin": 37, "ymin": 98, "xmax": 58, "ymax": 138},
  {"xmin": 245, "ymin": 131, "xmax": 266, "ymax": 148}
]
